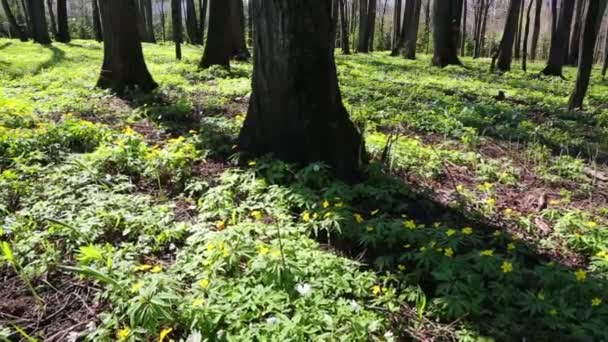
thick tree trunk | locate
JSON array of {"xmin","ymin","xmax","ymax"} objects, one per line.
[
  {"xmin": 25, "ymin": 0, "xmax": 50, "ymax": 44},
  {"xmin": 200, "ymin": 0, "xmax": 208, "ymax": 43},
  {"xmin": 569, "ymin": 0, "xmax": 608, "ymax": 109},
  {"xmin": 92, "ymin": 0, "xmax": 102, "ymax": 42},
  {"xmin": 229, "ymin": 0, "xmax": 249, "ymax": 59},
  {"xmin": 392, "ymin": 0, "xmax": 401, "ymax": 50},
  {"xmin": 495, "ymin": 0, "xmax": 522, "ymax": 72},
  {"xmin": 541, "ymin": 0, "xmax": 575, "ymax": 76},
  {"xmin": 522, "ymin": 0, "xmax": 534, "ymax": 71},
  {"xmin": 340, "ymin": 0, "xmax": 351, "ymax": 54},
  {"xmin": 403, "ymin": 0, "xmax": 422, "ymax": 59},
  {"xmin": 171, "ymin": 0, "xmax": 182, "ymax": 59},
  {"xmin": 432, "ymin": 0, "xmax": 463, "ymax": 67},
  {"xmin": 367, "ymin": 0, "xmax": 376, "ymax": 51},
  {"xmin": 97, "ymin": 0, "xmax": 157, "ymax": 92},
  {"xmin": 1, "ymin": 0, "xmax": 27, "ymax": 41},
  {"xmin": 238, "ymin": 0, "xmax": 364, "ymax": 181},
  {"xmin": 200, "ymin": 0, "xmax": 231, "ymax": 68},
  {"xmin": 186, "ymin": 0, "xmax": 201, "ymax": 44},
  {"xmin": 530, "ymin": 0, "xmax": 542, "ymax": 60},
  {"xmin": 514, "ymin": 0, "xmax": 524, "ymax": 59},
  {"xmin": 56, "ymin": 0, "xmax": 70, "ymax": 42},
  {"xmin": 461, "ymin": 0, "xmax": 467, "ymax": 57},
  {"xmin": 46, "ymin": 0, "xmax": 57, "ymax": 37},
  {"xmin": 357, "ymin": 0, "xmax": 369, "ymax": 52},
  {"xmin": 568, "ymin": 0, "xmax": 585, "ymax": 66}
]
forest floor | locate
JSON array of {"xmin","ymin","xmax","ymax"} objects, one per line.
[{"xmin": 1, "ymin": 39, "xmax": 608, "ymax": 341}]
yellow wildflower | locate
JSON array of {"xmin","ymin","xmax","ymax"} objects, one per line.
[
  {"xmin": 159, "ymin": 328, "xmax": 173, "ymax": 342},
  {"xmin": 150, "ymin": 265, "xmax": 162, "ymax": 273},
  {"xmin": 478, "ymin": 182, "xmax": 494, "ymax": 191},
  {"xmin": 372, "ymin": 285, "xmax": 383, "ymax": 295},
  {"xmin": 462, "ymin": 227, "xmax": 473, "ymax": 235},
  {"xmin": 123, "ymin": 127, "xmax": 135, "ymax": 136},
  {"xmin": 271, "ymin": 249, "xmax": 281, "ymax": 258},
  {"xmin": 323, "ymin": 200, "xmax": 331, "ymax": 208},
  {"xmin": 446, "ymin": 229, "xmax": 456, "ymax": 237},
  {"xmin": 133, "ymin": 264, "xmax": 153, "ymax": 272},
  {"xmin": 198, "ymin": 279, "xmax": 210, "ymax": 289},
  {"xmin": 354, "ymin": 213, "xmax": 364, "ymax": 223},
  {"xmin": 486, "ymin": 197, "xmax": 496, "ymax": 206},
  {"xmin": 586, "ymin": 221, "xmax": 598, "ymax": 228},
  {"xmin": 596, "ymin": 250, "xmax": 608, "ymax": 259},
  {"xmin": 444, "ymin": 248, "xmax": 454, "ymax": 257},
  {"xmin": 251, "ymin": 210, "xmax": 263, "ymax": 220},
  {"xmin": 206, "ymin": 243, "xmax": 215, "ymax": 252},
  {"xmin": 371, "ymin": 209, "xmax": 380, "ymax": 216},
  {"xmin": 248, "ymin": 161, "xmax": 257, "ymax": 166},
  {"xmin": 592, "ymin": 297, "xmax": 602, "ymax": 307},
  {"xmin": 258, "ymin": 245, "xmax": 270, "ymax": 255},
  {"xmin": 575, "ymin": 269, "xmax": 587, "ymax": 282},
  {"xmin": 215, "ymin": 220, "xmax": 226, "ymax": 231},
  {"xmin": 302, "ymin": 211, "xmax": 311, "ymax": 222},
  {"xmin": 130, "ymin": 281, "xmax": 144, "ymax": 293},
  {"xmin": 116, "ymin": 327, "xmax": 131, "ymax": 341},
  {"xmin": 504, "ymin": 208, "xmax": 514, "ymax": 216},
  {"xmin": 404, "ymin": 220, "xmax": 417, "ymax": 230},
  {"xmin": 501, "ymin": 261, "xmax": 513, "ymax": 273},
  {"xmin": 480, "ymin": 249, "xmax": 494, "ymax": 257}
]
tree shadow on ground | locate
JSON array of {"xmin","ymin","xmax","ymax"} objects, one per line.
[
  {"xmin": 0, "ymin": 42, "xmax": 13, "ymax": 50},
  {"xmin": 65, "ymin": 42, "xmax": 102, "ymax": 50},
  {"xmin": 32, "ymin": 45, "xmax": 66, "ymax": 75}
]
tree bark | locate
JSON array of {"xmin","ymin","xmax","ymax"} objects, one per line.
[
  {"xmin": 603, "ymin": 30, "xmax": 608, "ymax": 77},
  {"xmin": 479, "ymin": 0, "xmax": 491, "ymax": 56},
  {"xmin": 541, "ymin": 0, "xmax": 575, "ymax": 76},
  {"xmin": 357, "ymin": 0, "xmax": 369, "ymax": 52},
  {"xmin": 238, "ymin": 0, "xmax": 364, "ymax": 181},
  {"xmin": 514, "ymin": 0, "xmax": 525, "ymax": 59},
  {"xmin": 340, "ymin": 0, "xmax": 351, "ymax": 54},
  {"xmin": 494, "ymin": 0, "xmax": 522, "ymax": 72},
  {"xmin": 473, "ymin": 0, "xmax": 484, "ymax": 58},
  {"xmin": 200, "ymin": 0, "xmax": 232, "ymax": 68},
  {"xmin": 392, "ymin": 0, "xmax": 401, "ymax": 50},
  {"xmin": 171, "ymin": 0, "xmax": 182, "ymax": 59},
  {"xmin": 92, "ymin": 0, "xmax": 102, "ymax": 42},
  {"xmin": 378, "ymin": 0, "xmax": 388, "ymax": 50},
  {"xmin": 367, "ymin": 0, "xmax": 377, "ymax": 51},
  {"xmin": 567, "ymin": 0, "xmax": 585, "ymax": 65},
  {"xmin": 200, "ymin": 0, "xmax": 208, "ymax": 43},
  {"xmin": 522, "ymin": 0, "xmax": 533, "ymax": 71},
  {"xmin": 1, "ymin": 0, "xmax": 27, "ymax": 41},
  {"xmin": 160, "ymin": 0, "xmax": 166, "ymax": 41},
  {"xmin": 136, "ymin": 0, "xmax": 155, "ymax": 43},
  {"xmin": 186, "ymin": 0, "xmax": 201, "ymax": 44},
  {"xmin": 97, "ymin": 0, "xmax": 157, "ymax": 92},
  {"xmin": 229, "ymin": 0, "xmax": 249, "ymax": 59},
  {"xmin": 25, "ymin": 0, "xmax": 50, "ymax": 44},
  {"xmin": 403, "ymin": 0, "xmax": 422, "ymax": 59},
  {"xmin": 432, "ymin": 0, "xmax": 463, "ymax": 67},
  {"xmin": 530, "ymin": 0, "xmax": 542, "ymax": 60},
  {"xmin": 569, "ymin": 0, "xmax": 607, "ymax": 109},
  {"xmin": 46, "ymin": 0, "xmax": 57, "ymax": 37},
  {"xmin": 424, "ymin": 0, "xmax": 430, "ymax": 53},
  {"xmin": 461, "ymin": 0, "xmax": 467, "ymax": 57},
  {"xmin": 56, "ymin": 0, "xmax": 70, "ymax": 42}
]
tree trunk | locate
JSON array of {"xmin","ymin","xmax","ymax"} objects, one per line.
[
  {"xmin": 238, "ymin": 0, "xmax": 364, "ymax": 181},
  {"xmin": 136, "ymin": 0, "xmax": 155, "ymax": 43},
  {"xmin": 495, "ymin": 0, "xmax": 522, "ymax": 72},
  {"xmin": 229, "ymin": 0, "xmax": 249, "ymax": 59},
  {"xmin": 603, "ymin": 31, "xmax": 608, "ymax": 77},
  {"xmin": 530, "ymin": 0, "xmax": 542, "ymax": 60},
  {"xmin": 392, "ymin": 0, "xmax": 401, "ymax": 50},
  {"xmin": 567, "ymin": 0, "xmax": 585, "ymax": 65},
  {"xmin": 357, "ymin": 0, "xmax": 369, "ymax": 52},
  {"xmin": 378, "ymin": 0, "xmax": 388, "ymax": 50},
  {"xmin": 403, "ymin": 0, "xmax": 422, "ymax": 59},
  {"xmin": 432, "ymin": 0, "xmax": 463, "ymax": 67},
  {"xmin": 46, "ymin": 0, "xmax": 57, "ymax": 37},
  {"xmin": 97, "ymin": 0, "xmax": 157, "ymax": 92},
  {"xmin": 56, "ymin": 0, "xmax": 70, "ymax": 42},
  {"xmin": 351, "ymin": 0, "xmax": 358, "ymax": 51},
  {"xmin": 473, "ymin": 0, "xmax": 484, "ymax": 58},
  {"xmin": 514, "ymin": 0, "xmax": 524, "ymax": 59},
  {"xmin": 367, "ymin": 0, "xmax": 377, "ymax": 51},
  {"xmin": 461, "ymin": 0, "xmax": 467, "ymax": 57},
  {"xmin": 171, "ymin": 0, "xmax": 182, "ymax": 59},
  {"xmin": 541, "ymin": 0, "xmax": 575, "ymax": 76},
  {"xmin": 160, "ymin": 0, "xmax": 166, "ymax": 41},
  {"xmin": 185, "ymin": 0, "xmax": 201, "ymax": 44},
  {"xmin": 200, "ymin": 0, "xmax": 208, "ymax": 43},
  {"xmin": 339, "ymin": 0, "xmax": 351, "ymax": 54},
  {"xmin": 25, "ymin": 0, "xmax": 50, "ymax": 44},
  {"xmin": 522, "ymin": 0, "xmax": 534, "ymax": 71},
  {"xmin": 92, "ymin": 0, "xmax": 102, "ymax": 41},
  {"xmin": 20, "ymin": 0, "xmax": 31, "ymax": 37},
  {"xmin": 569, "ymin": 0, "xmax": 607, "ymax": 109},
  {"xmin": 200, "ymin": 0, "xmax": 231, "ymax": 68},
  {"xmin": 479, "ymin": 0, "xmax": 490, "ymax": 56},
  {"xmin": 1, "ymin": 0, "xmax": 27, "ymax": 41},
  {"xmin": 424, "ymin": 0, "xmax": 430, "ymax": 53}
]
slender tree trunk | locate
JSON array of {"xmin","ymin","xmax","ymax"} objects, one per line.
[
  {"xmin": 495, "ymin": 0, "xmax": 522, "ymax": 72},
  {"xmin": 332, "ymin": 0, "xmax": 340, "ymax": 48},
  {"xmin": 367, "ymin": 0, "xmax": 377, "ymax": 51},
  {"xmin": 97, "ymin": 0, "xmax": 157, "ymax": 92},
  {"xmin": 351, "ymin": 0, "xmax": 358, "ymax": 51},
  {"xmin": 229, "ymin": 0, "xmax": 249, "ymax": 59},
  {"xmin": 20, "ymin": 0, "xmax": 31, "ymax": 37},
  {"xmin": 160, "ymin": 0, "xmax": 166, "ymax": 41},
  {"xmin": 172, "ymin": 0, "xmax": 182, "ymax": 59},
  {"xmin": 569, "ymin": 0, "xmax": 608, "ymax": 109},
  {"xmin": 378, "ymin": 0, "xmax": 388, "ymax": 50},
  {"xmin": 461, "ymin": 0, "xmax": 467, "ymax": 56},
  {"xmin": 392, "ymin": 0, "xmax": 401, "ymax": 50},
  {"xmin": 603, "ymin": 31, "xmax": 608, "ymax": 77},
  {"xmin": 522, "ymin": 0, "xmax": 533, "ymax": 71},
  {"xmin": 568, "ymin": 0, "xmax": 585, "ymax": 65},
  {"xmin": 145, "ymin": 0, "xmax": 154, "ymax": 42},
  {"xmin": 238, "ymin": 0, "xmax": 364, "ymax": 181},
  {"xmin": 340, "ymin": 0, "xmax": 351, "ymax": 54},
  {"xmin": 92, "ymin": 0, "xmax": 102, "ymax": 41},
  {"xmin": 247, "ymin": 0, "xmax": 253, "ymax": 46},
  {"xmin": 136, "ymin": 0, "xmax": 155, "ymax": 43},
  {"xmin": 530, "ymin": 0, "xmax": 542, "ymax": 60},
  {"xmin": 1, "ymin": 0, "xmax": 27, "ymax": 41},
  {"xmin": 56, "ymin": 0, "xmax": 69, "ymax": 42},
  {"xmin": 200, "ymin": 0, "xmax": 208, "ymax": 43},
  {"xmin": 432, "ymin": 0, "xmax": 463, "ymax": 67},
  {"xmin": 424, "ymin": 0, "xmax": 430, "ymax": 53},
  {"xmin": 479, "ymin": 0, "xmax": 491, "ymax": 56},
  {"xmin": 186, "ymin": 0, "xmax": 201, "ymax": 44},
  {"xmin": 200, "ymin": 0, "xmax": 231, "ymax": 68},
  {"xmin": 541, "ymin": 0, "xmax": 575, "ymax": 76},
  {"xmin": 357, "ymin": 0, "xmax": 369, "ymax": 52},
  {"xmin": 25, "ymin": 0, "xmax": 51, "ymax": 44},
  {"xmin": 550, "ymin": 0, "xmax": 557, "ymax": 35},
  {"xmin": 46, "ymin": 0, "xmax": 57, "ymax": 37},
  {"xmin": 473, "ymin": 0, "xmax": 484, "ymax": 58},
  {"xmin": 514, "ymin": 0, "xmax": 525, "ymax": 59},
  {"xmin": 403, "ymin": 0, "xmax": 422, "ymax": 59}
]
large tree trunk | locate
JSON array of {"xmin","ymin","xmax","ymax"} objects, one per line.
[
  {"xmin": 200, "ymin": 0, "xmax": 232, "ymax": 68},
  {"xmin": 461, "ymin": 0, "xmax": 467, "ymax": 57},
  {"xmin": 541, "ymin": 0, "xmax": 575, "ymax": 76},
  {"xmin": 238, "ymin": 0, "xmax": 365, "ymax": 181},
  {"xmin": 569, "ymin": 0, "xmax": 608, "ymax": 109},
  {"xmin": 97, "ymin": 0, "xmax": 157, "ymax": 92},
  {"xmin": 171, "ymin": 0, "xmax": 182, "ymax": 59},
  {"xmin": 432, "ymin": 0, "xmax": 463, "ymax": 67},
  {"xmin": 136, "ymin": 0, "xmax": 155, "ymax": 43},
  {"xmin": 1, "ymin": 0, "xmax": 27, "ymax": 41},
  {"xmin": 403, "ymin": 0, "xmax": 422, "ymax": 59},
  {"xmin": 55, "ymin": 0, "xmax": 69, "ymax": 42},
  {"xmin": 357, "ymin": 0, "xmax": 369, "ymax": 52},
  {"xmin": 229, "ymin": 0, "xmax": 249, "ymax": 59},
  {"xmin": 185, "ymin": 0, "xmax": 201, "ymax": 44},
  {"xmin": 392, "ymin": 0, "xmax": 401, "ymax": 50},
  {"xmin": 522, "ymin": 0, "xmax": 534, "ymax": 71},
  {"xmin": 339, "ymin": 0, "xmax": 351, "ymax": 54},
  {"xmin": 494, "ymin": 0, "xmax": 522, "ymax": 72},
  {"xmin": 567, "ymin": 0, "xmax": 585, "ymax": 66},
  {"xmin": 25, "ymin": 0, "xmax": 50, "ymax": 44},
  {"xmin": 46, "ymin": 0, "xmax": 57, "ymax": 37},
  {"xmin": 367, "ymin": 0, "xmax": 376, "ymax": 51},
  {"xmin": 199, "ymin": 0, "xmax": 208, "ymax": 43},
  {"xmin": 530, "ymin": 0, "xmax": 542, "ymax": 60},
  {"xmin": 92, "ymin": 0, "xmax": 102, "ymax": 42}
]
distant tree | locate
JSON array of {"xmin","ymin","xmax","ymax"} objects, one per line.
[
  {"xmin": 238, "ymin": 0, "xmax": 365, "ymax": 181},
  {"xmin": 567, "ymin": 0, "xmax": 585, "ymax": 66},
  {"xmin": 136, "ymin": 0, "xmax": 155, "ymax": 43},
  {"xmin": 393, "ymin": 0, "xmax": 422, "ymax": 59},
  {"xmin": 432, "ymin": 0, "xmax": 463, "ymax": 67},
  {"xmin": 229, "ymin": 0, "xmax": 249, "ymax": 59},
  {"xmin": 367, "ymin": 0, "xmax": 376, "ymax": 51},
  {"xmin": 199, "ymin": 0, "xmax": 208, "ymax": 43},
  {"xmin": 25, "ymin": 0, "xmax": 51, "ymax": 44},
  {"xmin": 46, "ymin": 0, "xmax": 57, "ymax": 37},
  {"xmin": 603, "ymin": 33, "xmax": 608, "ymax": 78},
  {"xmin": 55, "ymin": 0, "xmax": 70, "ymax": 43},
  {"xmin": 530, "ymin": 0, "xmax": 542, "ymax": 60},
  {"xmin": 541, "ymin": 0, "xmax": 575, "ymax": 77},
  {"xmin": 92, "ymin": 0, "xmax": 102, "ymax": 42},
  {"xmin": 568, "ymin": 0, "xmax": 608, "ymax": 109},
  {"xmin": 185, "ymin": 0, "xmax": 201, "ymax": 44},
  {"xmin": 460, "ymin": 0, "xmax": 467, "ymax": 57},
  {"xmin": 96, "ymin": 0, "xmax": 157, "ymax": 92},
  {"xmin": 392, "ymin": 0, "xmax": 401, "ymax": 50},
  {"xmin": 200, "ymin": 0, "xmax": 231, "ymax": 68},
  {"xmin": 339, "ymin": 0, "xmax": 351, "ymax": 54},
  {"xmin": 0, "ymin": 0, "xmax": 27, "ymax": 41},
  {"xmin": 492, "ymin": 0, "xmax": 522, "ymax": 72},
  {"xmin": 357, "ymin": 0, "xmax": 369, "ymax": 52},
  {"xmin": 513, "ymin": 0, "xmax": 524, "ymax": 59},
  {"xmin": 522, "ymin": 0, "xmax": 534, "ymax": 71},
  {"xmin": 171, "ymin": 0, "xmax": 182, "ymax": 60}
]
